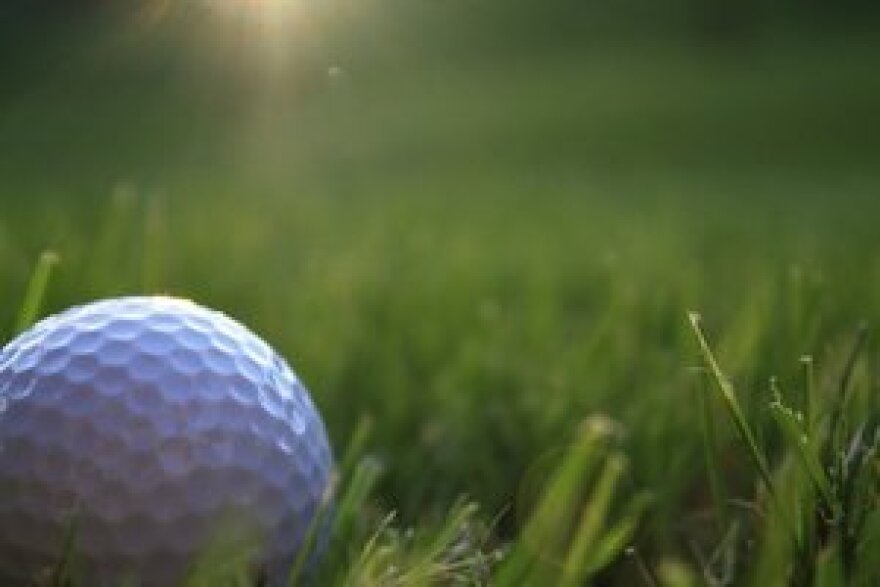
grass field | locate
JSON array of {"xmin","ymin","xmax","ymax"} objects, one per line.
[{"xmin": 2, "ymin": 7, "xmax": 880, "ymax": 584}]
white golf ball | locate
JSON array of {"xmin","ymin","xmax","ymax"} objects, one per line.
[{"xmin": 0, "ymin": 297, "xmax": 334, "ymax": 585}]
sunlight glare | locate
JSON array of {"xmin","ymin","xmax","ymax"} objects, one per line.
[{"xmin": 206, "ymin": 0, "xmax": 303, "ymax": 25}]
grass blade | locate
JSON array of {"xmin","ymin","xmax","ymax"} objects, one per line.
[
  {"xmin": 560, "ymin": 454, "xmax": 628, "ymax": 585},
  {"xmin": 142, "ymin": 192, "xmax": 167, "ymax": 292},
  {"xmin": 14, "ymin": 250, "xmax": 59, "ymax": 334},
  {"xmin": 338, "ymin": 415, "xmax": 374, "ymax": 481},
  {"xmin": 687, "ymin": 313, "xmax": 795, "ymax": 540},
  {"xmin": 285, "ymin": 477, "xmax": 338, "ymax": 586},
  {"xmin": 496, "ymin": 416, "xmax": 633, "ymax": 586},
  {"xmin": 768, "ymin": 379, "xmax": 835, "ymax": 514},
  {"xmin": 828, "ymin": 324, "xmax": 869, "ymax": 458},
  {"xmin": 688, "ymin": 315, "xmax": 776, "ymax": 497}
]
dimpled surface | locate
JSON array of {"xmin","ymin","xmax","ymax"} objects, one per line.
[{"xmin": 0, "ymin": 297, "xmax": 334, "ymax": 585}]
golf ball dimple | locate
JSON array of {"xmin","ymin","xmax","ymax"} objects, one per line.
[{"xmin": 0, "ymin": 297, "xmax": 334, "ymax": 585}]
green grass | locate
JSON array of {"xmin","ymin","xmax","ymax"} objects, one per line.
[{"xmin": 2, "ymin": 16, "xmax": 880, "ymax": 584}]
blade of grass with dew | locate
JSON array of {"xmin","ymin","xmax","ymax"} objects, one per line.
[
  {"xmin": 768, "ymin": 378, "xmax": 836, "ymax": 514},
  {"xmin": 765, "ymin": 396, "xmax": 824, "ymax": 586},
  {"xmin": 687, "ymin": 312, "xmax": 796, "ymax": 541},
  {"xmin": 14, "ymin": 250, "xmax": 59, "ymax": 335}
]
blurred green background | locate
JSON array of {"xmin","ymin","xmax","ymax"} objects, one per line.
[
  {"xmin": 2, "ymin": 1, "xmax": 878, "ymax": 194},
  {"xmin": 2, "ymin": 0, "xmax": 880, "ymax": 574}
]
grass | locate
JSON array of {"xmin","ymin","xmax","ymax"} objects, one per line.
[{"xmin": 2, "ymin": 13, "xmax": 880, "ymax": 584}]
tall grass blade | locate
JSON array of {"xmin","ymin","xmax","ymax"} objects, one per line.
[
  {"xmin": 688, "ymin": 315, "xmax": 776, "ymax": 496},
  {"xmin": 687, "ymin": 313, "xmax": 796, "ymax": 540},
  {"xmin": 14, "ymin": 250, "xmax": 59, "ymax": 335},
  {"xmin": 142, "ymin": 192, "xmax": 167, "ymax": 292}
]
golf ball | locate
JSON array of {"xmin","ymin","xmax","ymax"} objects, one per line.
[{"xmin": 0, "ymin": 297, "xmax": 334, "ymax": 585}]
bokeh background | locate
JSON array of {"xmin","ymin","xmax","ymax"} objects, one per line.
[{"xmin": 2, "ymin": 0, "xmax": 880, "ymax": 572}]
